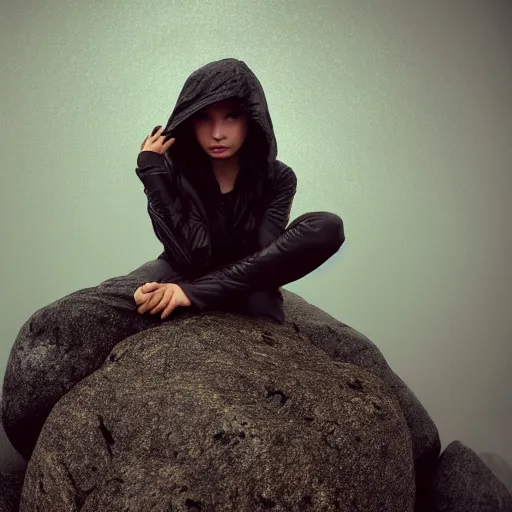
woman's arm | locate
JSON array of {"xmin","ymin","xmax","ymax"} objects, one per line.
[
  {"xmin": 136, "ymin": 150, "xmax": 210, "ymax": 277},
  {"xmin": 257, "ymin": 165, "xmax": 297, "ymax": 248},
  {"xmin": 178, "ymin": 165, "xmax": 298, "ymax": 310}
]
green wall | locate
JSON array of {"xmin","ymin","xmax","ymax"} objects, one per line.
[{"xmin": 1, "ymin": 0, "xmax": 511, "ymax": 465}]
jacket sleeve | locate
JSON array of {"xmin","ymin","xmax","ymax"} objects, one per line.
[
  {"xmin": 179, "ymin": 166, "xmax": 297, "ymax": 311},
  {"xmin": 135, "ymin": 150, "xmax": 209, "ymax": 277},
  {"xmin": 257, "ymin": 165, "xmax": 298, "ymax": 248}
]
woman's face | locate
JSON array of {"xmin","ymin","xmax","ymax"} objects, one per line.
[{"xmin": 190, "ymin": 98, "xmax": 249, "ymax": 160}]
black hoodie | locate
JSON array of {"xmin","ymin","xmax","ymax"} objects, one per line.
[{"xmin": 135, "ymin": 58, "xmax": 297, "ymax": 311}]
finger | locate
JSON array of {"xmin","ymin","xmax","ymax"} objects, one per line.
[
  {"xmin": 135, "ymin": 290, "xmax": 153, "ymax": 306},
  {"xmin": 134, "ymin": 286, "xmax": 146, "ymax": 303},
  {"xmin": 149, "ymin": 287, "xmax": 172, "ymax": 314},
  {"xmin": 134, "ymin": 284, "xmax": 155, "ymax": 304},
  {"xmin": 135, "ymin": 282, "xmax": 169, "ymax": 307},
  {"xmin": 163, "ymin": 137, "xmax": 176, "ymax": 150},
  {"xmin": 138, "ymin": 289, "xmax": 163, "ymax": 314},
  {"xmin": 149, "ymin": 125, "xmax": 163, "ymax": 139},
  {"xmin": 142, "ymin": 282, "xmax": 163, "ymax": 293},
  {"xmin": 161, "ymin": 298, "xmax": 178, "ymax": 320},
  {"xmin": 146, "ymin": 288, "xmax": 165, "ymax": 311},
  {"xmin": 150, "ymin": 288, "xmax": 174, "ymax": 315},
  {"xmin": 138, "ymin": 297, "xmax": 154, "ymax": 314}
]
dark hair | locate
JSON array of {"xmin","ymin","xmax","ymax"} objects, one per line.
[{"xmin": 167, "ymin": 106, "xmax": 270, "ymax": 237}]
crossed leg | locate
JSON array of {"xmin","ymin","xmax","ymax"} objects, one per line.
[{"xmin": 180, "ymin": 211, "xmax": 345, "ymax": 320}]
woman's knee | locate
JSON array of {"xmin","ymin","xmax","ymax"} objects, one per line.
[
  {"xmin": 323, "ymin": 212, "xmax": 345, "ymax": 250},
  {"xmin": 291, "ymin": 212, "xmax": 345, "ymax": 251}
]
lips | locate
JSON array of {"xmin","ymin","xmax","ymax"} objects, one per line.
[{"xmin": 210, "ymin": 145, "xmax": 228, "ymax": 150}]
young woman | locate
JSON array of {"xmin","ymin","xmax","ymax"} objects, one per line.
[
  {"xmin": 131, "ymin": 58, "xmax": 345, "ymax": 324},
  {"xmin": 1, "ymin": 58, "xmax": 345, "ymax": 460}
]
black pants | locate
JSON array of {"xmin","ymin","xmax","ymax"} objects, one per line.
[{"xmin": 1, "ymin": 212, "xmax": 344, "ymax": 459}]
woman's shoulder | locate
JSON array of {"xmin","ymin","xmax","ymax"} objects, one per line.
[
  {"xmin": 273, "ymin": 159, "xmax": 296, "ymax": 178},
  {"xmin": 273, "ymin": 159, "xmax": 297, "ymax": 189},
  {"xmin": 274, "ymin": 159, "xmax": 292, "ymax": 173}
]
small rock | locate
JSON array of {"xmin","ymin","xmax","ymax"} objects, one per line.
[{"xmin": 430, "ymin": 441, "xmax": 512, "ymax": 511}]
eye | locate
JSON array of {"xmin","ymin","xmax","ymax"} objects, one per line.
[{"xmin": 194, "ymin": 111, "xmax": 242, "ymax": 120}]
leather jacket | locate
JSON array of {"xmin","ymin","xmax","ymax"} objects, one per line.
[{"xmin": 135, "ymin": 58, "xmax": 297, "ymax": 312}]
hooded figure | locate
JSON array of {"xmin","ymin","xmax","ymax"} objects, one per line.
[
  {"xmin": 137, "ymin": 58, "xmax": 287, "ymax": 276},
  {"xmin": 135, "ymin": 58, "xmax": 345, "ymax": 323}
]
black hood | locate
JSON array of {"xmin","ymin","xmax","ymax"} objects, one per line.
[
  {"xmin": 161, "ymin": 57, "xmax": 278, "ymax": 171},
  {"xmin": 158, "ymin": 58, "xmax": 280, "ymax": 236}
]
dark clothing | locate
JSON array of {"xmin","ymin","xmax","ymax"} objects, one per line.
[
  {"xmin": 209, "ymin": 189, "xmax": 239, "ymax": 267},
  {"xmin": 133, "ymin": 58, "xmax": 346, "ymax": 320},
  {"xmin": 133, "ymin": 58, "xmax": 306, "ymax": 322},
  {"xmin": 135, "ymin": 150, "xmax": 344, "ymax": 318}
]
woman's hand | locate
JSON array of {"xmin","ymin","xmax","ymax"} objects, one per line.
[
  {"xmin": 133, "ymin": 282, "xmax": 191, "ymax": 320},
  {"xmin": 140, "ymin": 126, "xmax": 176, "ymax": 154}
]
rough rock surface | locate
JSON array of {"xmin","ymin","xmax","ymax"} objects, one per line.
[
  {"xmin": 282, "ymin": 290, "xmax": 441, "ymax": 501},
  {"xmin": 20, "ymin": 312, "xmax": 415, "ymax": 511},
  {"xmin": 0, "ymin": 469, "xmax": 23, "ymax": 512},
  {"xmin": 0, "ymin": 388, "xmax": 26, "ymax": 512},
  {"xmin": 3, "ymin": 286, "xmax": 443, "ymax": 509},
  {"xmin": 430, "ymin": 441, "xmax": 512, "ymax": 512}
]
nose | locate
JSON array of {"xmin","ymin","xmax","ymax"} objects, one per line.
[{"xmin": 212, "ymin": 123, "xmax": 226, "ymax": 140}]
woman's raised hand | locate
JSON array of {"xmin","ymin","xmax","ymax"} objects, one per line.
[{"xmin": 140, "ymin": 126, "xmax": 175, "ymax": 154}]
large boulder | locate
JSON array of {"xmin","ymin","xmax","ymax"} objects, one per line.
[
  {"xmin": 2, "ymin": 286, "xmax": 442, "ymax": 508},
  {"xmin": 2, "ymin": 288, "xmax": 441, "ymax": 471},
  {"xmin": 20, "ymin": 311, "xmax": 415, "ymax": 511}
]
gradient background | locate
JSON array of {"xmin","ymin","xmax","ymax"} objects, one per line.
[{"xmin": 1, "ymin": 0, "xmax": 511, "ymax": 470}]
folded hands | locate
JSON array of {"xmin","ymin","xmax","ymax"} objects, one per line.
[{"xmin": 133, "ymin": 282, "xmax": 192, "ymax": 320}]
